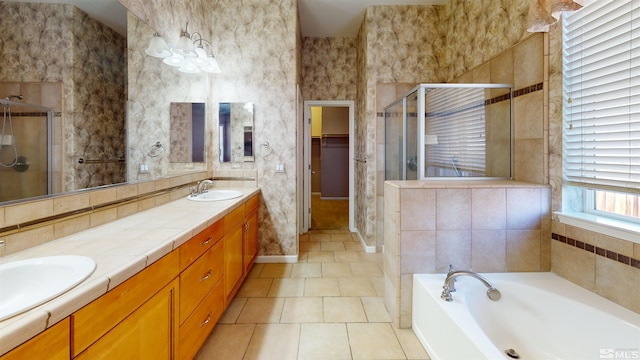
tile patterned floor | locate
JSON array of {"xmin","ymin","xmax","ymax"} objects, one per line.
[{"xmin": 194, "ymin": 230, "xmax": 430, "ymax": 360}]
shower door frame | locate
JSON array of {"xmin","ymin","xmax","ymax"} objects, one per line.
[{"xmin": 0, "ymin": 99, "xmax": 55, "ymax": 198}]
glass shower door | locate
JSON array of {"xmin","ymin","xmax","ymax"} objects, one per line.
[{"xmin": 405, "ymin": 91, "xmax": 418, "ymax": 180}]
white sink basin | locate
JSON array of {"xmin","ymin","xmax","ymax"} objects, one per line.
[
  {"xmin": 0, "ymin": 255, "xmax": 96, "ymax": 321},
  {"xmin": 187, "ymin": 189, "xmax": 243, "ymax": 202}
]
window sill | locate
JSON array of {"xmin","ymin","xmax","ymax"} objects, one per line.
[{"xmin": 555, "ymin": 211, "xmax": 640, "ymax": 245}]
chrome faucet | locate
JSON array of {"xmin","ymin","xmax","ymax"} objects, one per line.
[
  {"xmin": 196, "ymin": 180, "xmax": 214, "ymax": 194},
  {"xmin": 441, "ymin": 270, "xmax": 501, "ymax": 302}
]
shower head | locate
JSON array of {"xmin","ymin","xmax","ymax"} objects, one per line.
[{"xmin": 5, "ymin": 95, "xmax": 23, "ymax": 100}]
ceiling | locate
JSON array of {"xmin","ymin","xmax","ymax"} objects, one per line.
[
  {"xmin": 10, "ymin": 0, "xmax": 448, "ymax": 38},
  {"xmin": 298, "ymin": 0, "xmax": 449, "ymax": 37},
  {"xmin": 8, "ymin": 0, "xmax": 128, "ymax": 35}
]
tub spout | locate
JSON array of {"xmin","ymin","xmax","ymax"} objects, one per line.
[{"xmin": 441, "ymin": 270, "xmax": 501, "ymax": 302}]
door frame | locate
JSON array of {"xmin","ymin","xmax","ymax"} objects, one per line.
[{"xmin": 301, "ymin": 100, "xmax": 355, "ymax": 233}]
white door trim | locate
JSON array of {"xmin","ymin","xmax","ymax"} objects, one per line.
[{"xmin": 301, "ymin": 100, "xmax": 355, "ymax": 233}]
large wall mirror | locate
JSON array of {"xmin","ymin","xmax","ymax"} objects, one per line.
[
  {"xmin": 170, "ymin": 102, "xmax": 206, "ymax": 163},
  {"xmin": 219, "ymin": 102, "xmax": 254, "ymax": 163},
  {"xmin": 0, "ymin": 0, "xmax": 128, "ymax": 204}
]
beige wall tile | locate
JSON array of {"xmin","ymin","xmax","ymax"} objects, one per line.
[
  {"xmin": 565, "ymin": 224, "xmax": 597, "ymax": 246},
  {"xmin": 506, "ymin": 230, "xmax": 541, "ymax": 271},
  {"xmin": 53, "ymin": 215, "xmax": 91, "ymax": 239},
  {"xmin": 471, "ymin": 188, "xmax": 506, "ymax": 229},
  {"xmin": 514, "ymin": 33, "xmax": 544, "ymax": 88},
  {"xmin": 551, "ymin": 241, "xmax": 596, "ymax": 291},
  {"xmin": 471, "ymin": 229, "xmax": 507, "ymax": 272},
  {"xmin": 89, "ymin": 208, "xmax": 118, "ymax": 227},
  {"xmin": 595, "ymin": 257, "xmax": 640, "ymax": 313},
  {"xmin": 514, "ymin": 138, "xmax": 544, "ymax": 183},
  {"xmin": 89, "ymin": 188, "xmax": 117, "ymax": 206},
  {"xmin": 514, "ymin": 91, "xmax": 544, "ymax": 140},
  {"xmin": 5, "ymin": 200, "xmax": 54, "ymax": 226},
  {"xmin": 400, "ymin": 230, "xmax": 436, "ymax": 273},
  {"xmin": 507, "ymin": 187, "xmax": 542, "ymax": 230},
  {"xmin": 595, "ymin": 234, "xmax": 634, "ymax": 258},
  {"xmin": 472, "ymin": 61, "xmax": 490, "ymax": 83},
  {"xmin": 490, "ymin": 48, "xmax": 514, "ymax": 85},
  {"xmin": 4, "ymin": 225, "xmax": 55, "ymax": 255},
  {"xmin": 436, "ymin": 189, "xmax": 471, "ymax": 230},
  {"xmin": 436, "ymin": 230, "xmax": 471, "ymax": 272},
  {"xmin": 400, "ymin": 188, "xmax": 435, "ymax": 230},
  {"xmin": 53, "ymin": 193, "xmax": 90, "ymax": 215}
]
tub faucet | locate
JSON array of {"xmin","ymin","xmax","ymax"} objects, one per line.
[
  {"xmin": 441, "ymin": 270, "xmax": 501, "ymax": 302},
  {"xmin": 196, "ymin": 180, "xmax": 214, "ymax": 194}
]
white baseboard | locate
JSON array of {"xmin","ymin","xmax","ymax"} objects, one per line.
[
  {"xmin": 255, "ymin": 255, "xmax": 299, "ymax": 264},
  {"xmin": 355, "ymin": 230, "xmax": 377, "ymax": 253}
]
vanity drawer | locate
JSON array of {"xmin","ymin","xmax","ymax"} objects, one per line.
[
  {"xmin": 224, "ymin": 204, "xmax": 245, "ymax": 234},
  {"xmin": 179, "ymin": 240, "xmax": 223, "ymax": 324},
  {"xmin": 178, "ymin": 279, "xmax": 224, "ymax": 360},
  {"xmin": 179, "ymin": 220, "xmax": 223, "ymax": 270},
  {"xmin": 245, "ymin": 194, "xmax": 259, "ymax": 214}
]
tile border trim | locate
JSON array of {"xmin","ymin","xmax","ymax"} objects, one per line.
[{"xmin": 552, "ymin": 232, "xmax": 640, "ymax": 270}]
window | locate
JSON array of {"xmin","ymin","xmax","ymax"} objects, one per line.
[{"xmin": 562, "ymin": 0, "xmax": 640, "ymax": 224}]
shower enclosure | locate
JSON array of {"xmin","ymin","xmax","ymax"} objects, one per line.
[
  {"xmin": 384, "ymin": 84, "xmax": 513, "ymax": 180},
  {"xmin": 0, "ymin": 99, "xmax": 54, "ymax": 202}
]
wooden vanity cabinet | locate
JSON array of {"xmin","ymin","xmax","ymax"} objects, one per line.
[
  {"xmin": 243, "ymin": 195, "xmax": 259, "ymax": 274},
  {"xmin": 0, "ymin": 318, "xmax": 69, "ymax": 360},
  {"xmin": 177, "ymin": 220, "xmax": 225, "ymax": 360},
  {"xmin": 71, "ymin": 250, "xmax": 180, "ymax": 359},
  {"xmin": 224, "ymin": 194, "xmax": 260, "ymax": 305}
]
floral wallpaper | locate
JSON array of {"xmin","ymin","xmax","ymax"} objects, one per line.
[
  {"xmin": 0, "ymin": 3, "xmax": 126, "ymax": 193},
  {"xmin": 301, "ymin": 37, "xmax": 357, "ymax": 101},
  {"xmin": 123, "ymin": 0, "xmax": 301, "ymax": 256}
]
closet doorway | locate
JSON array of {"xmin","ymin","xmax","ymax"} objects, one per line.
[{"xmin": 302, "ymin": 101, "xmax": 354, "ymax": 232}]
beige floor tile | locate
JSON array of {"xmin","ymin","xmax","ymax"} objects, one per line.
[
  {"xmin": 244, "ymin": 323, "xmax": 301, "ymax": 360},
  {"xmin": 298, "ymin": 323, "xmax": 352, "ymax": 360},
  {"xmin": 217, "ymin": 297, "xmax": 247, "ymax": 324},
  {"xmin": 236, "ymin": 297, "xmax": 285, "ymax": 324},
  {"xmin": 259, "ymin": 263, "xmax": 293, "ymax": 278},
  {"xmin": 307, "ymin": 251, "xmax": 335, "ymax": 263},
  {"xmin": 309, "ymin": 233, "xmax": 331, "ymax": 242},
  {"xmin": 347, "ymin": 323, "xmax": 406, "ymax": 360},
  {"xmin": 344, "ymin": 242, "xmax": 364, "ymax": 251},
  {"xmin": 350, "ymin": 262, "xmax": 383, "ymax": 277},
  {"xmin": 334, "ymin": 250, "xmax": 362, "ymax": 263},
  {"xmin": 236, "ymin": 278, "xmax": 273, "ymax": 297},
  {"xmin": 370, "ymin": 277, "xmax": 385, "ymax": 297},
  {"xmin": 195, "ymin": 324, "xmax": 255, "ymax": 360},
  {"xmin": 331, "ymin": 233, "xmax": 354, "ymax": 242},
  {"xmin": 291, "ymin": 263, "xmax": 322, "ymax": 278},
  {"xmin": 268, "ymin": 278, "xmax": 305, "ymax": 297},
  {"xmin": 323, "ymin": 297, "xmax": 367, "ymax": 323},
  {"xmin": 338, "ymin": 277, "xmax": 377, "ymax": 296},
  {"xmin": 393, "ymin": 327, "xmax": 430, "ymax": 360},
  {"xmin": 322, "ymin": 262, "xmax": 353, "ymax": 277},
  {"xmin": 300, "ymin": 241, "xmax": 322, "ymax": 252},
  {"xmin": 321, "ymin": 241, "xmax": 346, "ymax": 251},
  {"xmin": 361, "ymin": 297, "xmax": 392, "ymax": 323},
  {"xmin": 304, "ymin": 277, "xmax": 340, "ymax": 296},
  {"xmin": 247, "ymin": 263, "xmax": 265, "ymax": 279},
  {"xmin": 361, "ymin": 252, "xmax": 384, "ymax": 263},
  {"xmin": 281, "ymin": 297, "xmax": 324, "ymax": 323}
]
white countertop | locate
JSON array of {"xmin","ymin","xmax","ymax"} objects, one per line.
[{"xmin": 0, "ymin": 188, "xmax": 260, "ymax": 355}]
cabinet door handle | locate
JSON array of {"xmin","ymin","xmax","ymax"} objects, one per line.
[
  {"xmin": 200, "ymin": 269, "xmax": 212, "ymax": 282},
  {"xmin": 201, "ymin": 236, "xmax": 212, "ymax": 246},
  {"xmin": 200, "ymin": 312, "xmax": 212, "ymax": 327}
]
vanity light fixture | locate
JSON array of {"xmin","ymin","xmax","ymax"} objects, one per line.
[{"xmin": 145, "ymin": 22, "xmax": 221, "ymax": 74}]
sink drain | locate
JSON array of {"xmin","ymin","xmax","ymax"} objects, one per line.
[{"xmin": 505, "ymin": 348, "xmax": 520, "ymax": 359}]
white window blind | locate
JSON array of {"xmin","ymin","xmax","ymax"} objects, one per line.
[
  {"xmin": 562, "ymin": 0, "xmax": 640, "ymax": 193},
  {"xmin": 425, "ymin": 87, "xmax": 486, "ymax": 175}
]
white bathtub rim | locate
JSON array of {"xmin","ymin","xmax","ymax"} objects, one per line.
[{"xmin": 412, "ymin": 272, "xmax": 640, "ymax": 360}]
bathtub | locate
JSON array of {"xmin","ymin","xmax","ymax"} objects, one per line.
[{"xmin": 412, "ymin": 272, "xmax": 640, "ymax": 360}]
